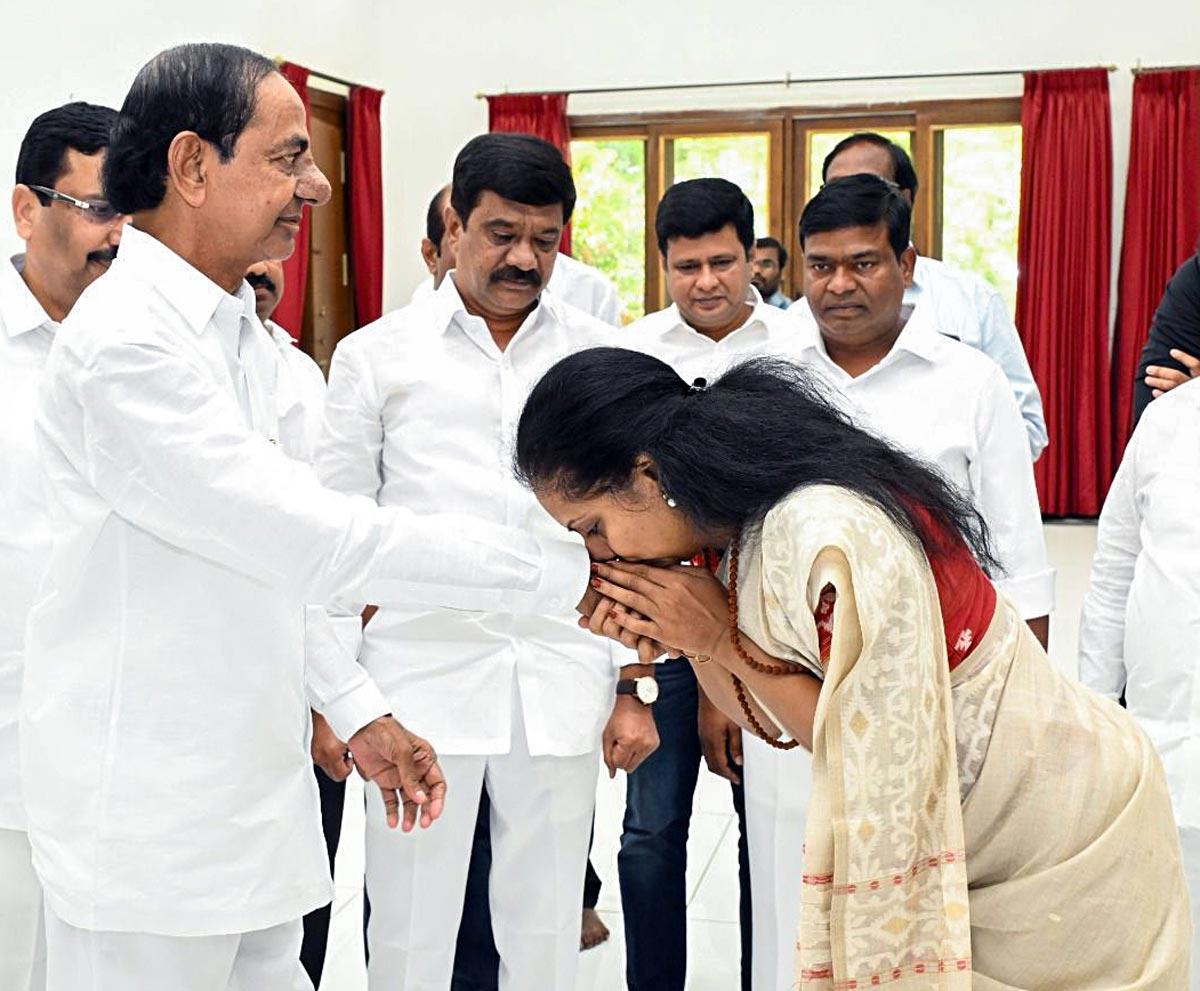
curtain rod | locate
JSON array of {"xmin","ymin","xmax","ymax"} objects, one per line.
[
  {"xmin": 1132, "ymin": 62, "xmax": 1200, "ymax": 75},
  {"xmin": 474, "ymin": 64, "xmax": 1118, "ymax": 100},
  {"xmin": 273, "ymin": 57, "xmax": 374, "ymax": 91}
]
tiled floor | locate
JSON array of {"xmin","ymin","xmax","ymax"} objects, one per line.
[{"xmin": 321, "ymin": 521, "xmax": 1099, "ymax": 991}]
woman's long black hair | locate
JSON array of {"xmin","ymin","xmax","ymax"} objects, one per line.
[{"xmin": 515, "ymin": 347, "xmax": 999, "ymax": 571}]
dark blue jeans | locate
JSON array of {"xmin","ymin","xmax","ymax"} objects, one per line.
[
  {"xmin": 300, "ymin": 767, "xmax": 346, "ymax": 989},
  {"xmin": 620, "ymin": 657, "xmax": 751, "ymax": 991}
]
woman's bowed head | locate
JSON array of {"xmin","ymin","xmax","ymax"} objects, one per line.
[{"xmin": 513, "ymin": 346, "xmax": 997, "ymax": 682}]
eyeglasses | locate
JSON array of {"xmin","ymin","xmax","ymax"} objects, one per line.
[{"xmin": 27, "ymin": 184, "xmax": 123, "ymax": 225}]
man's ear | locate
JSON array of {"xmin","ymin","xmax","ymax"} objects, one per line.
[
  {"xmin": 12, "ymin": 185, "xmax": 41, "ymax": 241},
  {"xmin": 165, "ymin": 131, "xmax": 211, "ymax": 208},
  {"xmin": 444, "ymin": 204, "xmax": 463, "ymax": 254},
  {"xmin": 900, "ymin": 244, "xmax": 917, "ymax": 288},
  {"xmin": 420, "ymin": 238, "xmax": 439, "ymax": 276}
]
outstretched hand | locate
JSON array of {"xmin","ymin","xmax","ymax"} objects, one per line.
[
  {"xmin": 349, "ymin": 716, "xmax": 447, "ymax": 832},
  {"xmin": 589, "ymin": 562, "xmax": 729, "ymax": 658}
]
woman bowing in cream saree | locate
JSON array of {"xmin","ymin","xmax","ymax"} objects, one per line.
[{"xmin": 515, "ymin": 347, "xmax": 1190, "ymax": 990}]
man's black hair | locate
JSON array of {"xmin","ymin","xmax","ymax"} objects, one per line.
[
  {"xmin": 655, "ymin": 178, "xmax": 754, "ymax": 257},
  {"xmin": 450, "ymin": 133, "xmax": 575, "ymax": 228},
  {"xmin": 799, "ymin": 174, "xmax": 911, "ymax": 260},
  {"xmin": 755, "ymin": 235, "xmax": 788, "ymax": 268},
  {"xmin": 425, "ymin": 186, "xmax": 449, "ymax": 251},
  {"xmin": 16, "ymin": 102, "xmax": 118, "ymax": 203},
  {"xmin": 103, "ymin": 43, "xmax": 277, "ymax": 214},
  {"xmin": 821, "ymin": 132, "xmax": 919, "ymax": 200}
]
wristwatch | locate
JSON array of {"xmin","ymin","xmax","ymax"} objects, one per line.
[{"xmin": 616, "ymin": 676, "xmax": 659, "ymax": 705}]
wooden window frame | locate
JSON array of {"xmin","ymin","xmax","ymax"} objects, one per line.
[{"xmin": 571, "ymin": 97, "xmax": 1020, "ymax": 310}]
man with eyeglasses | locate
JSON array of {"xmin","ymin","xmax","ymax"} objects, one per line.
[{"xmin": 1, "ymin": 100, "xmax": 124, "ymax": 991}]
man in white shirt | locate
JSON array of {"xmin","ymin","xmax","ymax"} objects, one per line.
[
  {"xmin": 751, "ymin": 174, "xmax": 1054, "ymax": 991},
  {"xmin": 0, "ymin": 99, "xmax": 123, "ymax": 991},
  {"xmin": 619, "ymin": 177, "xmax": 802, "ymax": 991},
  {"xmin": 317, "ymin": 133, "xmax": 658, "ymax": 991},
  {"xmin": 1078, "ymin": 379, "xmax": 1200, "ymax": 989},
  {"xmin": 818, "ymin": 132, "xmax": 1048, "ymax": 460},
  {"xmin": 750, "ymin": 236, "xmax": 792, "ymax": 309},
  {"xmin": 27, "ymin": 45, "xmax": 596, "ymax": 991},
  {"xmin": 416, "ymin": 183, "xmax": 623, "ymax": 325}
]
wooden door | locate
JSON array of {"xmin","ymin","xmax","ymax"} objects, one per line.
[{"xmin": 302, "ymin": 89, "xmax": 355, "ymax": 376}]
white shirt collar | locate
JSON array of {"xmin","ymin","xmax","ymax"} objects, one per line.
[
  {"xmin": 796, "ymin": 294, "xmax": 943, "ymax": 373},
  {"xmin": 115, "ymin": 224, "xmax": 255, "ymax": 336},
  {"xmin": 433, "ymin": 270, "xmax": 560, "ymax": 339},
  {"xmin": 1, "ymin": 254, "xmax": 56, "ymax": 339},
  {"xmin": 653, "ymin": 288, "xmax": 779, "ymax": 347}
]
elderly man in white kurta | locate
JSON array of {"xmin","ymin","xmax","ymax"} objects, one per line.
[
  {"xmin": 1079, "ymin": 378, "xmax": 1200, "ymax": 989},
  {"xmin": 0, "ymin": 100, "xmax": 123, "ymax": 991},
  {"xmin": 318, "ymin": 133, "xmax": 658, "ymax": 991},
  {"xmin": 24, "ymin": 46, "xmax": 593, "ymax": 991}
]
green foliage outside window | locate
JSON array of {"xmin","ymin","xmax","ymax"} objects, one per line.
[{"xmin": 569, "ymin": 138, "xmax": 646, "ymax": 321}]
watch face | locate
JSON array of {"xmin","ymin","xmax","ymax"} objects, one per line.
[{"xmin": 636, "ymin": 678, "xmax": 659, "ymax": 704}]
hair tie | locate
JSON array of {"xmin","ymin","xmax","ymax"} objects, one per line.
[{"xmin": 686, "ymin": 377, "xmax": 708, "ymax": 395}]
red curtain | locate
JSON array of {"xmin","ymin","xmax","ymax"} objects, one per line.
[
  {"xmin": 275, "ymin": 62, "xmax": 312, "ymax": 341},
  {"xmin": 1111, "ymin": 69, "xmax": 1200, "ymax": 456},
  {"xmin": 1016, "ymin": 68, "xmax": 1114, "ymax": 516},
  {"xmin": 347, "ymin": 85, "xmax": 385, "ymax": 327},
  {"xmin": 487, "ymin": 93, "xmax": 572, "ymax": 254}
]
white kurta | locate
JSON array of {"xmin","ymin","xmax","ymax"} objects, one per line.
[
  {"xmin": 0, "ymin": 254, "xmax": 53, "ymax": 991},
  {"xmin": 409, "ymin": 252, "xmax": 623, "ymax": 327},
  {"xmin": 1079, "ymin": 379, "xmax": 1200, "ymax": 987},
  {"xmin": 792, "ymin": 301, "xmax": 1054, "ymax": 621},
  {"xmin": 317, "ymin": 276, "xmax": 625, "ymax": 757},
  {"xmin": 319, "ymin": 277, "xmax": 624, "ymax": 991},
  {"xmin": 22, "ymin": 225, "xmax": 589, "ymax": 938},
  {"xmin": 0, "ymin": 255, "xmax": 56, "ymax": 831}
]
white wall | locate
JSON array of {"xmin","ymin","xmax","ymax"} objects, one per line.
[
  {"xmin": 0, "ymin": 0, "xmax": 385, "ymax": 255},
  {"xmin": 4, "ymin": 0, "xmax": 1198, "ymax": 314},
  {"xmin": 377, "ymin": 0, "xmax": 1200, "ymax": 311}
]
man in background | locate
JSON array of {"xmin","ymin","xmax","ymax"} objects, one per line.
[
  {"xmin": 619, "ymin": 177, "xmax": 803, "ymax": 991},
  {"xmin": 319, "ymin": 133, "xmax": 658, "ymax": 991},
  {"xmin": 750, "ymin": 235, "xmax": 791, "ymax": 309},
  {"xmin": 1079, "ymin": 376, "xmax": 1200, "ymax": 990},
  {"xmin": 1133, "ymin": 249, "xmax": 1200, "ymax": 423},
  {"xmin": 417, "ymin": 183, "xmax": 623, "ymax": 326},
  {"xmin": 818, "ymin": 132, "xmax": 1048, "ymax": 460},
  {"xmin": 0, "ymin": 100, "xmax": 123, "ymax": 991}
]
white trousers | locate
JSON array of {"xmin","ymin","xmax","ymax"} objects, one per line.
[
  {"xmin": 1181, "ymin": 826, "xmax": 1200, "ymax": 991},
  {"xmin": 0, "ymin": 827, "xmax": 45, "ymax": 991},
  {"xmin": 365, "ymin": 684, "xmax": 597, "ymax": 991},
  {"xmin": 44, "ymin": 910, "xmax": 311, "ymax": 991},
  {"xmin": 743, "ymin": 734, "xmax": 813, "ymax": 991}
]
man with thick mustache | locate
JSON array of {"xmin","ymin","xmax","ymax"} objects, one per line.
[
  {"xmin": 316, "ymin": 132, "xmax": 658, "ymax": 991},
  {"xmin": 1, "ymin": 99, "xmax": 123, "ymax": 991},
  {"xmin": 26, "ymin": 46, "xmax": 602, "ymax": 991}
]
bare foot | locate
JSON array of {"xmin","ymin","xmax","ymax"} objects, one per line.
[{"xmin": 580, "ymin": 907, "xmax": 610, "ymax": 951}]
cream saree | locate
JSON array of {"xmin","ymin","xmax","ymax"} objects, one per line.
[{"xmin": 731, "ymin": 485, "xmax": 1190, "ymax": 990}]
